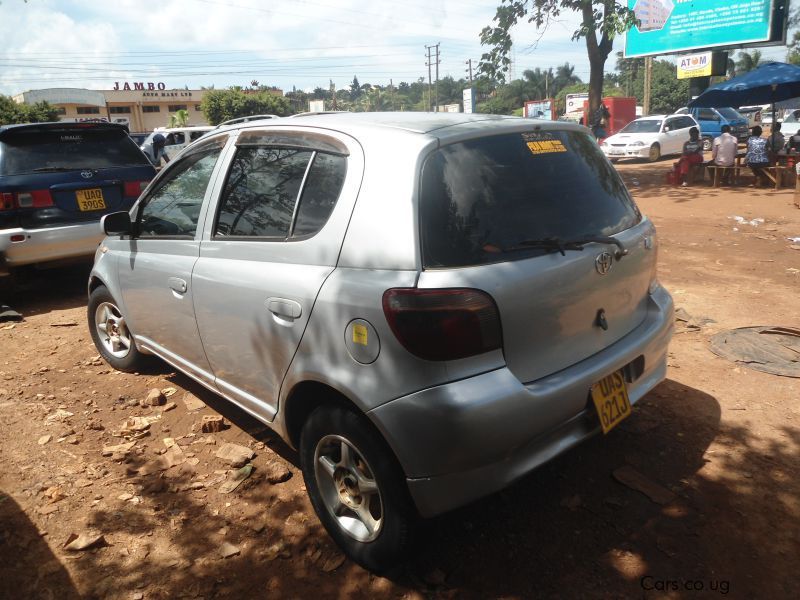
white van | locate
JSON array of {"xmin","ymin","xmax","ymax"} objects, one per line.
[{"xmin": 140, "ymin": 126, "xmax": 214, "ymax": 164}]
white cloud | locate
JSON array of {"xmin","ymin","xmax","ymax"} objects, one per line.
[{"xmin": 0, "ymin": 0, "xmax": 618, "ymax": 96}]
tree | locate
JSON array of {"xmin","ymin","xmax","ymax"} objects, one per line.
[
  {"xmin": 0, "ymin": 95, "xmax": 59, "ymax": 125},
  {"xmin": 349, "ymin": 76, "xmax": 362, "ymax": 101},
  {"xmin": 479, "ymin": 1, "xmax": 638, "ymax": 117},
  {"xmin": 200, "ymin": 88, "xmax": 292, "ymax": 125},
  {"xmin": 735, "ymin": 50, "xmax": 762, "ymax": 74}
]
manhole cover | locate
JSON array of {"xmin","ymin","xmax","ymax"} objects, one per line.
[{"xmin": 709, "ymin": 326, "xmax": 800, "ymax": 378}]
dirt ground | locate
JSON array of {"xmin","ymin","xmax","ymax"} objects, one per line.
[{"xmin": 1, "ymin": 161, "xmax": 799, "ymax": 600}]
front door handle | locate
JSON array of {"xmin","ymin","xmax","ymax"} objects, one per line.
[
  {"xmin": 266, "ymin": 297, "xmax": 302, "ymax": 319},
  {"xmin": 168, "ymin": 277, "xmax": 188, "ymax": 294}
]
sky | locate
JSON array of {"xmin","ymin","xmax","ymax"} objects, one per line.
[{"xmin": 0, "ymin": 0, "xmax": 793, "ymax": 97}]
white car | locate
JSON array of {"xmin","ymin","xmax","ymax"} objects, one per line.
[{"xmin": 601, "ymin": 114, "xmax": 700, "ymax": 162}]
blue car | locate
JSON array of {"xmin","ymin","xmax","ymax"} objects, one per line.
[{"xmin": 0, "ymin": 122, "xmax": 156, "ymax": 277}]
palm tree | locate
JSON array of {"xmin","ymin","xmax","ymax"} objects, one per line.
[
  {"xmin": 167, "ymin": 109, "xmax": 189, "ymax": 128},
  {"xmin": 735, "ymin": 50, "xmax": 762, "ymax": 74}
]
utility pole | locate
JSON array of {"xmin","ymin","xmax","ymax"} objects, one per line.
[
  {"xmin": 465, "ymin": 59, "xmax": 473, "ymax": 83},
  {"xmin": 434, "ymin": 43, "xmax": 440, "ymax": 112},
  {"xmin": 643, "ymin": 56, "xmax": 653, "ymax": 116},
  {"xmin": 425, "ymin": 45, "xmax": 433, "ymax": 112},
  {"xmin": 330, "ymin": 80, "xmax": 337, "ymax": 111}
]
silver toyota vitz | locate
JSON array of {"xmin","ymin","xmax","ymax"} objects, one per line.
[{"xmin": 87, "ymin": 113, "xmax": 673, "ymax": 571}]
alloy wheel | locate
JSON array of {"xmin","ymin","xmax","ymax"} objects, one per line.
[
  {"xmin": 94, "ymin": 302, "xmax": 132, "ymax": 358},
  {"xmin": 314, "ymin": 434, "xmax": 384, "ymax": 542}
]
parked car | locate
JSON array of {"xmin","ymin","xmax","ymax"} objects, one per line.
[
  {"xmin": 673, "ymin": 106, "xmax": 749, "ymax": 150},
  {"xmin": 777, "ymin": 109, "xmax": 800, "ymax": 137},
  {"xmin": 601, "ymin": 114, "xmax": 700, "ymax": 162},
  {"xmin": 0, "ymin": 122, "xmax": 155, "ymax": 277},
  {"xmin": 737, "ymin": 105, "xmax": 766, "ymax": 131},
  {"xmin": 139, "ymin": 125, "xmax": 214, "ymax": 164},
  {"xmin": 88, "ymin": 113, "xmax": 674, "ymax": 571},
  {"xmin": 128, "ymin": 132, "xmax": 149, "ymax": 146}
]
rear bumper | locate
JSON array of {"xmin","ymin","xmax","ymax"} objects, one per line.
[
  {"xmin": 368, "ymin": 285, "xmax": 674, "ymax": 518},
  {"xmin": 0, "ymin": 222, "xmax": 104, "ymax": 274}
]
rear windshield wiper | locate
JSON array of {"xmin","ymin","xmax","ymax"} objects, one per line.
[
  {"xmin": 29, "ymin": 167, "xmax": 80, "ymax": 173},
  {"xmin": 486, "ymin": 236, "xmax": 628, "ymax": 259}
]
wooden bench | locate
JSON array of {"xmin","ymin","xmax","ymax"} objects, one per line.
[
  {"xmin": 706, "ymin": 165, "xmax": 741, "ymax": 187},
  {"xmin": 687, "ymin": 163, "xmax": 705, "ymax": 185},
  {"xmin": 762, "ymin": 165, "xmax": 792, "ymax": 189}
]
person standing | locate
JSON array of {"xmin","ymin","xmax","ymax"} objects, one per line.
[
  {"xmin": 711, "ymin": 125, "xmax": 738, "ymax": 184},
  {"xmin": 675, "ymin": 127, "xmax": 704, "ymax": 186},
  {"xmin": 591, "ymin": 103, "xmax": 610, "ymax": 140},
  {"xmin": 745, "ymin": 126, "xmax": 770, "ymax": 187}
]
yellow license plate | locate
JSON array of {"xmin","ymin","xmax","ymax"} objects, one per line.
[
  {"xmin": 591, "ymin": 370, "xmax": 631, "ymax": 434},
  {"xmin": 76, "ymin": 188, "xmax": 106, "ymax": 211}
]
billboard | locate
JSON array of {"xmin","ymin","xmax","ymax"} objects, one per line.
[
  {"xmin": 524, "ymin": 100, "xmax": 554, "ymax": 120},
  {"xmin": 462, "ymin": 88, "xmax": 475, "ymax": 114},
  {"xmin": 565, "ymin": 92, "xmax": 589, "ymax": 114},
  {"xmin": 625, "ymin": 0, "xmax": 786, "ymax": 58}
]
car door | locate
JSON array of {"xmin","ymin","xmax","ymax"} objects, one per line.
[
  {"xmin": 163, "ymin": 131, "xmax": 186, "ymax": 161},
  {"xmin": 661, "ymin": 117, "xmax": 683, "ymax": 155},
  {"xmin": 114, "ymin": 135, "xmax": 230, "ymax": 385},
  {"xmin": 191, "ymin": 127, "xmax": 361, "ymax": 420}
]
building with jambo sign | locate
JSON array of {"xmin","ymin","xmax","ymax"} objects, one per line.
[{"xmin": 13, "ymin": 83, "xmax": 283, "ymax": 133}]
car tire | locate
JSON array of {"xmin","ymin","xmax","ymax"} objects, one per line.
[
  {"xmin": 300, "ymin": 404, "xmax": 418, "ymax": 573},
  {"xmin": 648, "ymin": 143, "xmax": 661, "ymax": 162},
  {"xmin": 87, "ymin": 285, "xmax": 149, "ymax": 373},
  {"xmin": 702, "ymin": 137, "xmax": 712, "ymax": 152}
]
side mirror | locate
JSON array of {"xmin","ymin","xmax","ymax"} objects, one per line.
[{"xmin": 101, "ymin": 211, "xmax": 132, "ymax": 236}]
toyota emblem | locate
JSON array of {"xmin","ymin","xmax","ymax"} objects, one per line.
[
  {"xmin": 595, "ymin": 252, "xmax": 613, "ymax": 275},
  {"xmin": 80, "ymin": 170, "xmax": 94, "ymax": 179}
]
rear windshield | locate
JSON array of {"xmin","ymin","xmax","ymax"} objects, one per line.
[
  {"xmin": 717, "ymin": 108, "xmax": 743, "ymax": 120},
  {"xmin": 620, "ymin": 119, "xmax": 662, "ymax": 133},
  {"xmin": 420, "ymin": 130, "xmax": 641, "ymax": 268},
  {"xmin": 0, "ymin": 128, "xmax": 150, "ymax": 175}
]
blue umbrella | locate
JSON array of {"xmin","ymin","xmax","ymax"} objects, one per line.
[{"xmin": 688, "ymin": 62, "xmax": 800, "ymax": 109}]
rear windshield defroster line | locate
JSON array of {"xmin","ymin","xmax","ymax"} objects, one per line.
[{"xmin": 419, "ymin": 130, "xmax": 641, "ymax": 269}]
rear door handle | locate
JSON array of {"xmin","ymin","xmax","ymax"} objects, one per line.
[
  {"xmin": 266, "ymin": 297, "xmax": 302, "ymax": 319},
  {"xmin": 168, "ymin": 277, "xmax": 188, "ymax": 294}
]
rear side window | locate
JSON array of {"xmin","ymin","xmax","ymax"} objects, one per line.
[
  {"xmin": 214, "ymin": 147, "xmax": 345, "ymax": 239},
  {"xmin": 0, "ymin": 128, "xmax": 151, "ymax": 175},
  {"xmin": 420, "ymin": 130, "xmax": 641, "ymax": 268}
]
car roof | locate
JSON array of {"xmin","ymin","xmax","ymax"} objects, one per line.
[{"xmin": 216, "ymin": 112, "xmax": 588, "ymax": 145}]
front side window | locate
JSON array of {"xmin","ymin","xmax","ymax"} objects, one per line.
[
  {"xmin": 214, "ymin": 146, "xmax": 345, "ymax": 239},
  {"xmin": 420, "ymin": 130, "xmax": 641, "ymax": 268},
  {"xmin": 138, "ymin": 141, "xmax": 224, "ymax": 238}
]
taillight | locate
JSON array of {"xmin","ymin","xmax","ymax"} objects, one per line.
[
  {"xmin": 123, "ymin": 180, "xmax": 149, "ymax": 197},
  {"xmin": 1, "ymin": 193, "xmax": 14, "ymax": 211},
  {"xmin": 0, "ymin": 190, "xmax": 53, "ymax": 210},
  {"xmin": 382, "ymin": 288, "xmax": 502, "ymax": 361}
]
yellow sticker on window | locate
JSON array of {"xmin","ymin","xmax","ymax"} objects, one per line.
[
  {"xmin": 526, "ymin": 140, "xmax": 567, "ymax": 155},
  {"xmin": 352, "ymin": 324, "xmax": 368, "ymax": 346}
]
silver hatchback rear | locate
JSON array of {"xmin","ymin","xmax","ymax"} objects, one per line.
[{"xmin": 88, "ymin": 113, "xmax": 672, "ymax": 572}]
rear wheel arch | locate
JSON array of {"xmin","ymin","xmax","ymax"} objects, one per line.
[
  {"xmin": 284, "ymin": 381, "xmax": 364, "ymax": 450},
  {"xmin": 283, "ymin": 381, "xmax": 407, "ymax": 476}
]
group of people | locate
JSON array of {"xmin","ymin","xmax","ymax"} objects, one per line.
[{"xmin": 674, "ymin": 122, "xmax": 797, "ymax": 187}]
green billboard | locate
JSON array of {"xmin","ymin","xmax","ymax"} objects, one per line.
[{"xmin": 624, "ymin": 0, "xmax": 781, "ymax": 58}]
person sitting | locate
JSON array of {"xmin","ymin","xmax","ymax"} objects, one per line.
[
  {"xmin": 767, "ymin": 122, "xmax": 785, "ymax": 161},
  {"xmin": 787, "ymin": 133, "xmax": 800, "ymax": 153},
  {"xmin": 711, "ymin": 124, "xmax": 738, "ymax": 184},
  {"xmin": 745, "ymin": 126, "xmax": 770, "ymax": 187},
  {"xmin": 674, "ymin": 127, "xmax": 704, "ymax": 186}
]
